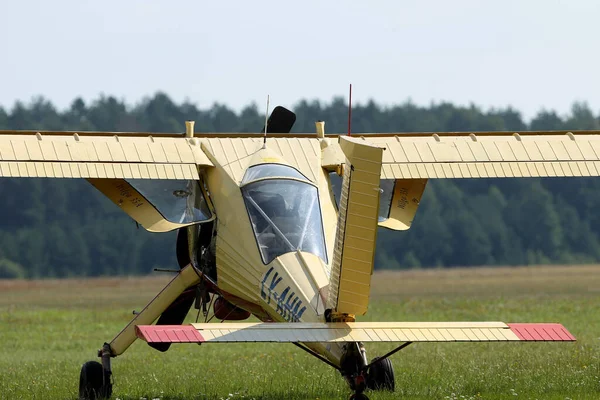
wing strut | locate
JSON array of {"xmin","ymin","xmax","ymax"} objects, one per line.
[
  {"xmin": 364, "ymin": 342, "xmax": 412, "ymax": 370},
  {"xmin": 292, "ymin": 342, "xmax": 341, "ymax": 371}
]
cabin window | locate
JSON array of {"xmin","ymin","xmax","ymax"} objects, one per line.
[
  {"xmin": 329, "ymin": 172, "xmax": 394, "ymax": 222},
  {"xmin": 329, "ymin": 171, "xmax": 342, "ymax": 210},
  {"xmin": 378, "ymin": 179, "xmax": 395, "ymax": 222},
  {"xmin": 127, "ymin": 179, "xmax": 212, "ymax": 224},
  {"xmin": 242, "ymin": 179, "xmax": 327, "ymax": 264}
]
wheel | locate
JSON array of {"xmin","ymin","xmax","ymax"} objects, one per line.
[
  {"xmin": 367, "ymin": 357, "xmax": 395, "ymax": 391},
  {"xmin": 79, "ymin": 361, "xmax": 112, "ymax": 399},
  {"xmin": 349, "ymin": 393, "xmax": 369, "ymax": 400}
]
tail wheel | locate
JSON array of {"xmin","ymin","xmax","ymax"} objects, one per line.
[
  {"xmin": 367, "ymin": 357, "xmax": 395, "ymax": 391},
  {"xmin": 79, "ymin": 361, "xmax": 112, "ymax": 399}
]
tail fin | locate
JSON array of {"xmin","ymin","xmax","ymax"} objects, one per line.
[{"xmin": 327, "ymin": 136, "xmax": 383, "ymax": 316}]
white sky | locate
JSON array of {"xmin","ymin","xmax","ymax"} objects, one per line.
[{"xmin": 1, "ymin": 0, "xmax": 599, "ymax": 120}]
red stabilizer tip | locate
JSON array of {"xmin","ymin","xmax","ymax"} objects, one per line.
[
  {"xmin": 136, "ymin": 325, "xmax": 205, "ymax": 343},
  {"xmin": 507, "ymin": 323, "xmax": 576, "ymax": 341}
]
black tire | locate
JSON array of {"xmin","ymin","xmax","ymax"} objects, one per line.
[
  {"xmin": 367, "ymin": 357, "xmax": 395, "ymax": 391},
  {"xmin": 349, "ymin": 393, "xmax": 369, "ymax": 400},
  {"xmin": 79, "ymin": 361, "xmax": 112, "ymax": 400}
]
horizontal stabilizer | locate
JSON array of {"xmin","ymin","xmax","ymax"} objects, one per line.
[{"xmin": 136, "ymin": 322, "xmax": 575, "ymax": 344}]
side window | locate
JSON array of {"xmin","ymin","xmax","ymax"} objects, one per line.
[
  {"xmin": 330, "ymin": 172, "xmax": 395, "ymax": 222},
  {"xmin": 329, "ymin": 171, "xmax": 342, "ymax": 209},
  {"xmin": 127, "ymin": 179, "xmax": 212, "ymax": 224},
  {"xmin": 378, "ymin": 180, "xmax": 395, "ymax": 222}
]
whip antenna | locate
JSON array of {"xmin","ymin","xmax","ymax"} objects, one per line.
[
  {"xmin": 347, "ymin": 84, "xmax": 352, "ymax": 136},
  {"xmin": 263, "ymin": 95, "xmax": 270, "ymax": 148}
]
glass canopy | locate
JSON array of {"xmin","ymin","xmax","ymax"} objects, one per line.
[{"xmin": 242, "ymin": 165, "xmax": 327, "ymax": 264}]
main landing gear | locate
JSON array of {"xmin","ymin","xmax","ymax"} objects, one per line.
[
  {"xmin": 340, "ymin": 343, "xmax": 397, "ymax": 400},
  {"xmin": 347, "ymin": 358, "xmax": 395, "ymax": 400},
  {"xmin": 79, "ymin": 344, "xmax": 112, "ymax": 400}
]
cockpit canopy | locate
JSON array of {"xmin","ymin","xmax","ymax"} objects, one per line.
[{"xmin": 241, "ymin": 164, "xmax": 327, "ymax": 264}]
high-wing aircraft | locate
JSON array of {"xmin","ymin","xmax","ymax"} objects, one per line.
[{"xmin": 0, "ymin": 105, "xmax": 583, "ymax": 400}]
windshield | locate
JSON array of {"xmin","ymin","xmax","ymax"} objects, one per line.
[
  {"xmin": 242, "ymin": 164, "xmax": 308, "ymax": 184},
  {"xmin": 242, "ymin": 179, "xmax": 327, "ymax": 264},
  {"xmin": 127, "ymin": 179, "xmax": 212, "ymax": 224}
]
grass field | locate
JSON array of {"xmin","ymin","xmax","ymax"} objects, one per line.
[{"xmin": 0, "ymin": 265, "xmax": 599, "ymax": 399}]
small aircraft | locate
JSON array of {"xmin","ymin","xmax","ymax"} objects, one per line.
[{"xmin": 0, "ymin": 104, "xmax": 583, "ymax": 400}]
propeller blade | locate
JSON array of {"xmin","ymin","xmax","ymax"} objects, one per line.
[{"xmin": 261, "ymin": 106, "xmax": 296, "ymax": 134}]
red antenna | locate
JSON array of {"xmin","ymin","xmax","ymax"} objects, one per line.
[{"xmin": 347, "ymin": 84, "xmax": 352, "ymax": 136}]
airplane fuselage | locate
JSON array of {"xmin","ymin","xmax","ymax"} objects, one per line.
[{"xmin": 191, "ymin": 142, "xmax": 347, "ymax": 366}]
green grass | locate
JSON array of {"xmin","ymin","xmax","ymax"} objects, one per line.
[{"xmin": 1, "ymin": 266, "xmax": 599, "ymax": 399}]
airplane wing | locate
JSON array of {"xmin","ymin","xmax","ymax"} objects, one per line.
[
  {"xmin": 321, "ymin": 131, "xmax": 600, "ymax": 316},
  {"xmin": 0, "ymin": 130, "xmax": 211, "ymax": 179},
  {"xmin": 136, "ymin": 321, "xmax": 575, "ymax": 343},
  {"xmin": 0, "ymin": 130, "xmax": 214, "ymax": 231},
  {"xmin": 361, "ymin": 131, "xmax": 600, "ymax": 179},
  {"xmin": 339, "ymin": 131, "xmax": 600, "ymax": 230}
]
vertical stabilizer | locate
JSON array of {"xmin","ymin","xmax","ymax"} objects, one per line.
[{"xmin": 327, "ymin": 136, "xmax": 383, "ymax": 316}]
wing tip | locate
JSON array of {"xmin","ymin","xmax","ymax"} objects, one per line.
[{"xmin": 507, "ymin": 323, "xmax": 576, "ymax": 341}]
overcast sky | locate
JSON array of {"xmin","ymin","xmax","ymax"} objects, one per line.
[{"xmin": 1, "ymin": 0, "xmax": 598, "ymax": 120}]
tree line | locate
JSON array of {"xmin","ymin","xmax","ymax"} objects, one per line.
[{"xmin": 0, "ymin": 93, "xmax": 599, "ymax": 278}]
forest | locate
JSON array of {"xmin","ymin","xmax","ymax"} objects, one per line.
[{"xmin": 1, "ymin": 93, "xmax": 600, "ymax": 278}]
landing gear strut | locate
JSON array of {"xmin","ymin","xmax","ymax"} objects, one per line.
[
  {"xmin": 79, "ymin": 343, "xmax": 113, "ymax": 400},
  {"xmin": 341, "ymin": 340, "xmax": 407, "ymax": 400},
  {"xmin": 340, "ymin": 342, "xmax": 370, "ymax": 400}
]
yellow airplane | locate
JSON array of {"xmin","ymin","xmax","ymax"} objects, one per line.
[{"xmin": 0, "ymin": 105, "xmax": 581, "ymax": 400}]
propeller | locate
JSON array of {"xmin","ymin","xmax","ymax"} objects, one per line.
[{"xmin": 261, "ymin": 106, "xmax": 296, "ymax": 134}]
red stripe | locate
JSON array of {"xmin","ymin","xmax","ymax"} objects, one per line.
[
  {"xmin": 510, "ymin": 326, "xmax": 526, "ymax": 340},
  {"xmin": 136, "ymin": 325, "xmax": 204, "ymax": 343},
  {"xmin": 544, "ymin": 327, "xmax": 561, "ymax": 341},
  {"xmin": 560, "ymin": 326, "xmax": 576, "ymax": 341},
  {"xmin": 157, "ymin": 329, "xmax": 171, "ymax": 342},
  {"xmin": 148, "ymin": 329, "xmax": 161, "ymax": 343},
  {"xmin": 507, "ymin": 323, "xmax": 575, "ymax": 341},
  {"xmin": 527, "ymin": 326, "xmax": 544, "ymax": 341},
  {"xmin": 516, "ymin": 325, "xmax": 535, "ymax": 340},
  {"xmin": 175, "ymin": 329, "xmax": 188, "ymax": 342}
]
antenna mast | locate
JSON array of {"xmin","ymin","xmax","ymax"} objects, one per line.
[{"xmin": 347, "ymin": 84, "xmax": 352, "ymax": 136}]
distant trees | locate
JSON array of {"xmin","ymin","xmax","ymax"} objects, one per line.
[{"xmin": 0, "ymin": 94, "xmax": 600, "ymax": 277}]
